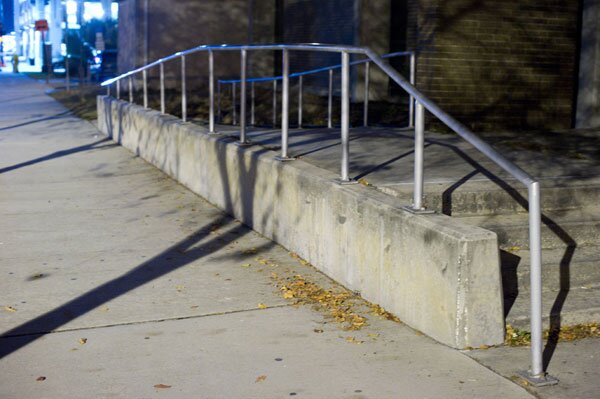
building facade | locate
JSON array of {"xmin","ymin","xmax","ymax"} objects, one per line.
[{"xmin": 117, "ymin": 0, "xmax": 598, "ymax": 131}]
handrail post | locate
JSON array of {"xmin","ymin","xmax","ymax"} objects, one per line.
[
  {"xmin": 529, "ymin": 182, "xmax": 543, "ymax": 377},
  {"xmin": 409, "ymin": 52, "xmax": 416, "ymax": 128},
  {"xmin": 328, "ymin": 69, "xmax": 333, "ymax": 128},
  {"xmin": 338, "ymin": 51, "xmax": 355, "ymax": 184},
  {"xmin": 250, "ymin": 81, "xmax": 255, "ymax": 126},
  {"xmin": 238, "ymin": 49, "xmax": 250, "ymax": 145},
  {"xmin": 232, "ymin": 82, "xmax": 237, "ymax": 125},
  {"xmin": 128, "ymin": 76, "xmax": 133, "ymax": 103},
  {"xmin": 116, "ymin": 79, "xmax": 120, "ymax": 100},
  {"xmin": 217, "ymin": 80, "xmax": 221, "ymax": 123},
  {"xmin": 412, "ymin": 101, "xmax": 425, "ymax": 209},
  {"xmin": 181, "ymin": 55, "xmax": 187, "ymax": 122},
  {"xmin": 298, "ymin": 75, "xmax": 303, "ymax": 128},
  {"xmin": 208, "ymin": 50, "xmax": 215, "ymax": 133},
  {"xmin": 160, "ymin": 62, "xmax": 165, "ymax": 114},
  {"xmin": 143, "ymin": 69, "xmax": 148, "ymax": 108},
  {"xmin": 66, "ymin": 56, "xmax": 71, "ymax": 92},
  {"xmin": 272, "ymin": 80, "xmax": 277, "ymax": 127},
  {"xmin": 107, "ymin": 84, "xmax": 110, "ymax": 96},
  {"xmin": 363, "ymin": 61, "xmax": 370, "ymax": 127},
  {"xmin": 277, "ymin": 49, "xmax": 293, "ymax": 160},
  {"xmin": 518, "ymin": 183, "xmax": 557, "ymax": 386}
]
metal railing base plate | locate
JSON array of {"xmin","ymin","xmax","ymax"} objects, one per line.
[
  {"xmin": 234, "ymin": 141, "xmax": 253, "ymax": 147},
  {"xmin": 401, "ymin": 205, "xmax": 435, "ymax": 215},
  {"xmin": 334, "ymin": 179, "xmax": 359, "ymax": 186},
  {"xmin": 274, "ymin": 156, "xmax": 296, "ymax": 162},
  {"xmin": 516, "ymin": 371, "xmax": 559, "ymax": 387}
]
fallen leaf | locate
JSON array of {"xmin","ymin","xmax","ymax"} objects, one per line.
[
  {"xmin": 154, "ymin": 384, "xmax": 172, "ymax": 389},
  {"xmin": 257, "ymin": 303, "xmax": 268, "ymax": 309},
  {"xmin": 345, "ymin": 336, "xmax": 363, "ymax": 344},
  {"xmin": 241, "ymin": 263, "xmax": 251, "ymax": 268},
  {"xmin": 255, "ymin": 375, "xmax": 267, "ymax": 383},
  {"xmin": 313, "ymin": 329, "xmax": 324, "ymax": 333},
  {"xmin": 282, "ymin": 291, "xmax": 294, "ymax": 299},
  {"xmin": 36, "ymin": 376, "xmax": 46, "ymax": 381},
  {"xmin": 3, "ymin": 306, "xmax": 16, "ymax": 312},
  {"xmin": 79, "ymin": 338, "xmax": 87, "ymax": 345},
  {"xmin": 175, "ymin": 285, "xmax": 185, "ymax": 292}
]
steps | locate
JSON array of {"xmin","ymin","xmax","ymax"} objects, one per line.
[{"xmin": 379, "ymin": 178, "xmax": 600, "ymax": 330}]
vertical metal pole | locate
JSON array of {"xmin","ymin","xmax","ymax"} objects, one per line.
[
  {"xmin": 66, "ymin": 57, "xmax": 71, "ymax": 92},
  {"xmin": 250, "ymin": 81, "xmax": 255, "ymax": 126},
  {"xmin": 160, "ymin": 62, "xmax": 165, "ymax": 114},
  {"xmin": 340, "ymin": 52, "xmax": 350, "ymax": 182},
  {"xmin": 272, "ymin": 80, "xmax": 277, "ymax": 127},
  {"xmin": 107, "ymin": 85, "xmax": 110, "ymax": 96},
  {"xmin": 209, "ymin": 51, "xmax": 215, "ymax": 133},
  {"xmin": 232, "ymin": 82, "xmax": 237, "ymax": 125},
  {"xmin": 143, "ymin": 69, "xmax": 148, "ymax": 108},
  {"xmin": 297, "ymin": 75, "xmax": 303, "ymax": 128},
  {"xmin": 128, "ymin": 76, "xmax": 133, "ymax": 103},
  {"xmin": 363, "ymin": 62, "xmax": 370, "ymax": 127},
  {"xmin": 116, "ymin": 79, "xmax": 120, "ymax": 100},
  {"xmin": 413, "ymin": 101, "xmax": 425, "ymax": 209},
  {"xmin": 409, "ymin": 52, "xmax": 416, "ymax": 128},
  {"xmin": 328, "ymin": 69, "xmax": 333, "ymax": 128},
  {"xmin": 280, "ymin": 49, "xmax": 290, "ymax": 158},
  {"xmin": 181, "ymin": 55, "xmax": 187, "ymax": 122},
  {"xmin": 239, "ymin": 49, "xmax": 248, "ymax": 143},
  {"xmin": 528, "ymin": 182, "xmax": 544, "ymax": 377}
]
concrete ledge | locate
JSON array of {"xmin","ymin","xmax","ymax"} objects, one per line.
[{"xmin": 97, "ymin": 96, "xmax": 504, "ymax": 348}]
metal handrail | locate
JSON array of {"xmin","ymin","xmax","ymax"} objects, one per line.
[
  {"xmin": 216, "ymin": 50, "xmax": 415, "ymax": 129},
  {"xmin": 101, "ymin": 43, "xmax": 549, "ymax": 383}
]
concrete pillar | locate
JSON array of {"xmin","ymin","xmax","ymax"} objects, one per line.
[
  {"xmin": 14, "ymin": 0, "xmax": 21, "ymax": 55},
  {"xmin": 576, "ymin": 0, "xmax": 600, "ymax": 128},
  {"xmin": 101, "ymin": 0, "xmax": 112, "ymax": 20},
  {"xmin": 49, "ymin": 0, "xmax": 63, "ymax": 60}
]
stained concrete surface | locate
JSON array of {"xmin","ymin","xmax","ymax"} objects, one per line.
[
  {"xmin": 0, "ymin": 74, "xmax": 538, "ymax": 398},
  {"xmin": 1, "ymin": 73, "xmax": 597, "ymax": 398}
]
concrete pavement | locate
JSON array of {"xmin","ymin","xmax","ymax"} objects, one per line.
[
  {"xmin": 1, "ymin": 73, "xmax": 597, "ymax": 398},
  {"xmin": 0, "ymin": 75, "xmax": 538, "ymax": 398}
]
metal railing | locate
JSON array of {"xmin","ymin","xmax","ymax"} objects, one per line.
[
  {"xmin": 101, "ymin": 43, "xmax": 552, "ymax": 384},
  {"xmin": 216, "ymin": 51, "xmax": 416, "ymax": 129}
]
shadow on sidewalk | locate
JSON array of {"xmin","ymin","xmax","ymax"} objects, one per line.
[
  {"xmin": 0, "ymin": 215, "xmax": 263, "ymax": 359},
  {"xmin": 0, "ymin": 110, "xmax": 75, "ymax": 132},
  {"xmin": 0, "ymin": 138, "xmax": 115, "ymax": 174}
]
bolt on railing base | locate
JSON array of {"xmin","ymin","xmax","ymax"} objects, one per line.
[
  {"xmin": 207, "ymin": 131, "xmax": 220, "ymax": 136},
  {"xmin": 275, "ymin": 156, "xmax": 296, "ymax": 162},
  {"xmin": 335, "ymin": 179, "xmax": 359, "ymax": 186},
  {"xmin": 516, "ymin": 371, "xmax": 558, "ymax": 387},
  {"xmin": 401, "ymin": 205, "xmax": 435, "ymax": 215}
]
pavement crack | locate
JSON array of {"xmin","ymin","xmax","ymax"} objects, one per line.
[{"xmin": 0, "ymin": 303, "xmax": 293, "ymax": 339}]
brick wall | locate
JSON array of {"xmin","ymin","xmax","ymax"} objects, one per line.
[{"xmin": 407, "ymin": 0, "xmax": 580, "ymax": 131}]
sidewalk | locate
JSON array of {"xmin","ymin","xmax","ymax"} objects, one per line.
[{"xmin": 0, "ymin": 74, "xmax": 592, "ymax": 398}]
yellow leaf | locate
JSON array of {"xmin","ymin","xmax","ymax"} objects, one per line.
[
  {"xmin": 79, "ymin": 338, "xmax": 87, "ymax": 345},
  {"xmin": 3, "ymin": 306, "xmax": 16, "ymax": 312},
  {"xmin": 255, "ymin": 375, "xmax": 267, "ymax": 383},
  {"xmin": 241, "ymin": 263, "xmax": 251, "ymax": 268},
  {"xmin": 154, "ymin": 384, "xmax": 172, "ymax": 389},
  {"xmin": 257, "ymin": 303, "xmax": 268, "ymax": 309},
  {"xmin": 175, "ymin": 285, "xmax": 185, "ymax": 292}
]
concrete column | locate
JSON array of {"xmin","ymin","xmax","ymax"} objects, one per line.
[
  {"xmin": 576, "ymin": 0, "xmax": 600, "ymax": 128},
  {"xmin": 14, "ymin": 0, "xmax": 21, "ymax": 56},
  {"xmin": 101, "ymin": 0, "xmax": 112, "ymax": 20},
  {"xmin": 49, "ymin": 0, "xmax": 63, "ymax": 61}
]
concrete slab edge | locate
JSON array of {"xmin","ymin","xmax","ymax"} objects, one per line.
[{"xmin": 97, "ymin": 96, "xmax": 505, "ymax": 348}]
